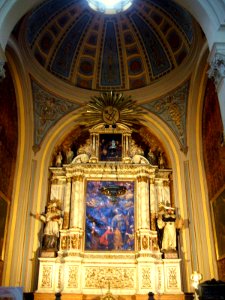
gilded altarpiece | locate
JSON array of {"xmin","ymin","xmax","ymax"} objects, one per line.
[{"xmin": 36, "ymin": 124, "xmax": 182, "ymax": 296}]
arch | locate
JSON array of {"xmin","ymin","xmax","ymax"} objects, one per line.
[
  {"xmin": 0, "ymin": 0, "xmax": 223, "ymax": 293},
  {"xmin": 2, "ymin": 42, "xmax": 34, "ymax": 286}
]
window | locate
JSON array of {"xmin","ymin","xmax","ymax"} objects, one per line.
[{"xmin": 87, "ymin": 0, "xmax": 133, "ymax": 14}]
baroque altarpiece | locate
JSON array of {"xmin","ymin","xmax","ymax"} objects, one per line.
[{"xmin": 36, "ymin": 123, "xmax": 183, "ymax": 296}]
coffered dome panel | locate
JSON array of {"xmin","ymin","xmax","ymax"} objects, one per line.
[{"xmin": 24, "ymin": 0, "xmax": 195, "ymax": 91}]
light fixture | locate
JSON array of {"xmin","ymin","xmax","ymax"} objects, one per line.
[
  {"xmin": 99, "ymin": 184, "xmax": 127, "ymax": 203},
  {"xmin": 191, "ymin": 271, "xmax": 202, "ymax": 289},
  {"xmin": 191, "ymin": 271, "xmax": 203, "ymax": 300}
]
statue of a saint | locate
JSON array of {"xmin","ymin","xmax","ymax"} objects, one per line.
[
  {"xmin": 158, "ymin": 151, "xmax": 166, "ymax": 169},
  {"xmin": 157, "ymin": 206, "xmax": 183, "ymax": 252},
  {"xmin": 36, "ymin": 201, "xmax": 63, "ymax": 250},
  {"xmin": 55, "ymin": 151, "xmax": 63, "ymax": 167},
  {"xmin": 147, "ymin": 148, "xmax": 157, "ymax": 165},
  {"xmin": 66, "ymin": 147, "xmax": 74, "ymax": 164}
]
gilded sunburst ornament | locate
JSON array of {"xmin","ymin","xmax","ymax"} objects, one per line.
[{"xmin": 82, "ymin": 91, "xmax": 143, "ymax": 127}]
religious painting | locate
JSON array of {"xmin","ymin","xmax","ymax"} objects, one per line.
[
  {"xmin": 85, "ymin": 181, "xmax": 134, "ymax": 251},
  {"xmin": 0, "ymin": 195, "xmax": 9, "ymax": 260},
  {"xmin": 212, "ymin": 188, "xmax": 225, "ymax": 259},
  {"xmin": 99, "ymin": 134, "xmax": 122, "ymax": 161}
]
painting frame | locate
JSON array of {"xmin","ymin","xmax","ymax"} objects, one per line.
[
  {"xmin": 99, "ymin": 133, "xmax": 122, "ymax": 162},
  {"xmin": 85, "ymin": 180, "xmax": 135, "ymax": 252},
  {"xmin": 0, "ymin": 192, "xmax": 9, "ymax": 261},
  {"xmin": 211, "ymin": 187, "xmax": 225, "ymax": 260}
]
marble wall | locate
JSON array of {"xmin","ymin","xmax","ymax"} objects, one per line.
[
  {"xmin": 202, "ymin": 78, "xmax": 225, "ymax": 280},
  {"xmin": 0, "ymin": 66, "xmax": 18, "ymax": 283}
]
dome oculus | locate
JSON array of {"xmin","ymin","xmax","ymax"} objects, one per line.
[{"xmin": 87, "ymin": 0, "xmax": 133, "ymax": 14}]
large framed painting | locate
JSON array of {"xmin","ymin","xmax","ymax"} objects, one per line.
[
  {"xmin": 85, "ymin": 181, "xmax": 134, "ymax": 251},
  {"xmin": 212, "ymin": 188, "xmax": 225, "ymax": 259},
  {"xmin": 0, "ymin": 194, "xmax": 9, "ymax": 260}
]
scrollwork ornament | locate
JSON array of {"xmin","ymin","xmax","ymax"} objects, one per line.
[
  {"xmin": 142, "ymin": 235, "xmax": 148, "ymax": 250},
  {"xmin": 85, "ymin": 267, "xmax": 134, "ymax": 289},
  {"xmin": 41, "ymin": 266, "xmax": 52, "ymax": 288},
  {"xmin": 68, "ymin": 266, "xmax": 78, "ymax": 287},
  {"xmin": 71, "ymin": 234, "xmax": 80, "ymax": 249},
  {"xmin": 168, "ymin": 267, "xmax": 178, "ymax": 288},
  {"xmin": 61, "ymin": 236, "xmax": 68, "ymax": 250},
  {"xmin": 141, "ymin": 267, "xmax": 152, "ymax": 288}
]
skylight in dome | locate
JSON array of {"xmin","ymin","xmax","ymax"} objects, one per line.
[{"xmin": 87, "ymin": 0, "xmax": 133, "ymax": 14}]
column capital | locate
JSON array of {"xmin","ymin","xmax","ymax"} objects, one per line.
[{"xmin": 208, "ymin": 43, "xmax": 225, "ymax": 89}]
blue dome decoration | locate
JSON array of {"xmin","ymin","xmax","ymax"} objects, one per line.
[{"xmin": 25, "ymin": 0, "xmax": 195, "ymax": 91}]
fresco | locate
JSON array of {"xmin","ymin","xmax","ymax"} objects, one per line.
[{"xmin": 85, "ymin": 181, "xmax": 134, "ymax": 251}]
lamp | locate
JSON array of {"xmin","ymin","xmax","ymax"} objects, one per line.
[
  {"xmin": 191, "ymin": 271, "xmax": 202, "ymax": 289},
  {"xmin": 191, "ymin": 271, "xmax": 202, "ymax": 300},
  {"xmin": 99, "ymin": 184, "xmax": 127, "ymax": 203}
]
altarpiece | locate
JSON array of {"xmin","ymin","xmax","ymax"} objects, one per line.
[{"xmin": 36, "ymin": 123, "xmax": 182, "ymax": 296}]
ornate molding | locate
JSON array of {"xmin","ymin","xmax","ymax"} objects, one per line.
[
  {"xmin": 141, "ymin": 267, "xmax": 152, "ymax": 288},
  {"xmin": 67, "ymin": 266, "xmax": 78, "ymax": 288},
  {"xmin": 142, "ymin": 80, "xmax": 189, "ymax": 153},
  {"xmin": 31, "ymin": 80, "xmax": 80, "ymax": 151},
  {"xmin": 85, "ymin": 266, "xmax": 135, "ymax": 289},
  {"xmin": 41, "ymin": 265, "xmax": 53, "ymax": 288}
]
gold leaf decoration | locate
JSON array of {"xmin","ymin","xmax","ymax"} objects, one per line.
[{"xmin": 81, "ymin": 91, "xmax": 143, "ymax": 127}]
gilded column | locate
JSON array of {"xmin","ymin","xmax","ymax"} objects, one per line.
[
  {"xmin": 62, "ymin": 177, "xmax": 71, "ymax": 229},
  {"xmin": 163, "ymin": 180, "xmax": 171, "ymax": 206},
  {"xmin": 78, "ymin": 175, "xmax": 85, "ymax": 230},
  {"xmin": 149, "ymin": 177, "xmax": 156, "ymax": 230},
  {"xmin": 50, "ymin": 178, "xmax": 66, "ymax": 204},
  {"xmin": 155, "ymin": 179, "xmax": 164, "ymax": 207},
  {"xmin": 70, "ymin": 176, "xmax": 80, "ymax": 228},
  {"xmin": 137, "ymin": 175, "xmax": 141, "ymax": 229},
  {"xmin": 137, "ymin": 176, "xmax": 150, "ymax": 229},
  {"xmin": 90, "ymin": 133, "xmax": 98, "ymax": 162}
]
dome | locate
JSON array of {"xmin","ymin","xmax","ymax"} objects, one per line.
[{"xmin": 23, "ymin": 0, "xmax": 196, "ymax": 91}]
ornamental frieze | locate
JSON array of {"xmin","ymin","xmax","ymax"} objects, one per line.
[{"xmin": 85, "ymin": 267, "xmax": 135, "ymax": 289}]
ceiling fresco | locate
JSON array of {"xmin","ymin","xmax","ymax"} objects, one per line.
[{"xmin": 25, "ymin": 0, "xmax": 194, "ymax": 91}]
